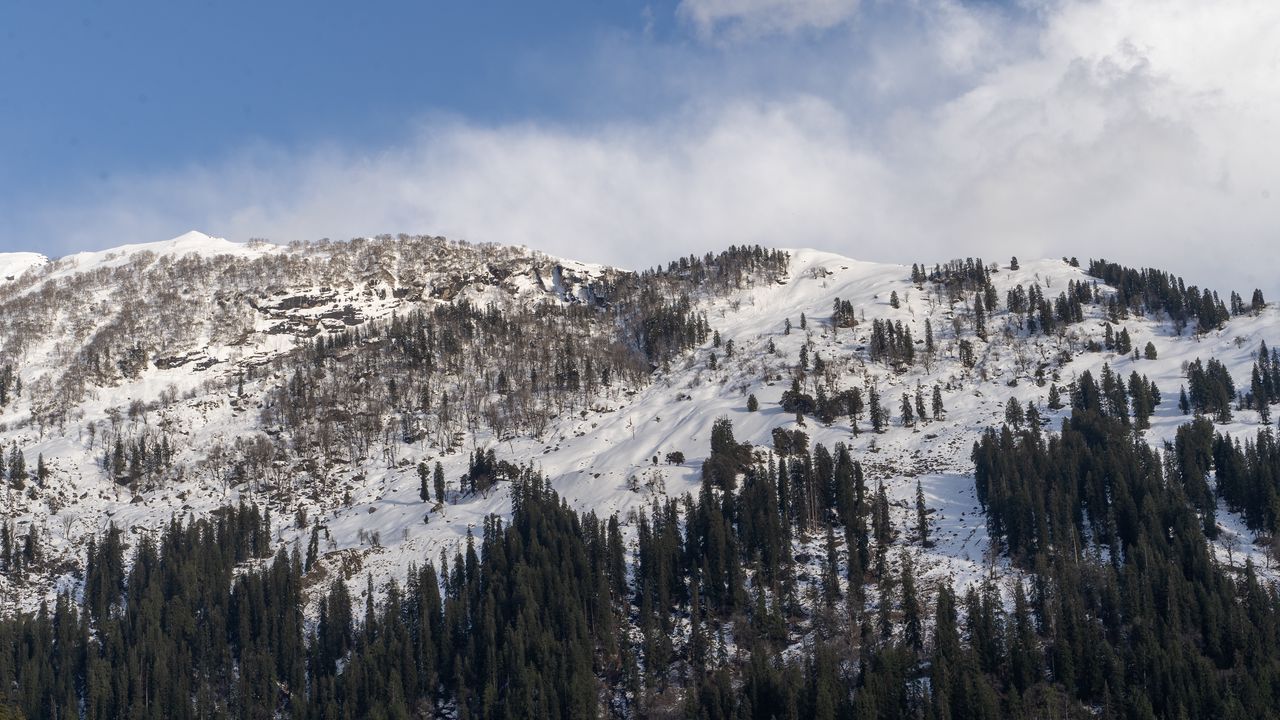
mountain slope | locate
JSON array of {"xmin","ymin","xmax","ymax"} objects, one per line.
[
  {"xmin": 4, "ymin": 233, "xmax": 1280, "ymax": 718},
  {"xmin": 0, "ymin": 234, "xmax": 1275, "ymax": 619}
]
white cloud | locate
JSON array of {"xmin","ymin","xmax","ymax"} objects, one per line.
[
  {"xmin": 26, "ymin": 0, "xmax": 1280, "ymax": 297},
  {"xmin": 677, "ymin": 0, "xmax": 861, "ymax": 41}
]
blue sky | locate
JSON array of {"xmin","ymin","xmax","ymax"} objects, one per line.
[
  {"xmin": 1, "ymin": 2, "xmax": 671, "ymax": 204},
  {"xmin": 2, "ymin": 1, "xmax": 1277, "ymax": 296}
]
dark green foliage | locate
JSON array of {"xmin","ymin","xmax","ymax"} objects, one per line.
[
  {"xmin": 1128, "ymin": 371, "xmax": 1160, "ymax": 430},
  {"xmin": 702, "ymin": 417, "xmax": 751, "ymax": 492},
  {"xmin": 1211, "ymin": 426, "xmax": 1280, "ymax": 534},
  {"xmin": 915, "ymin": 479, "xmax": 930, "ymax": 547},
  {"xmin": 831, "ymin": 297, "xmax": 857, "ymax": 328},
  {"xmin": 0, "ymin": 365, "xmax": 16, "ymax": 409},
  {"xmin": 2, "ymin": 503, "xmax": 278, "ymax": 719},
  {"xmin": 973, "ymin": 291, "xmax": 988, "ymax": 340},
  {"xmin": 1004, "ymin": 397, "xmax": 1024, "ymax": 427},
  {"xmin": 771, "ymin": 427, "xmax": 808, "ymax": 457},
  {"xmin": 868, "ymin": 387, "xmax": 885, "ymax": 433},
  {"xmin": 779, "ymin": 378, "xmax": 814, "ymax": 416},
  {"xmin": 868, "ymin": 319, "xmax": 915, "ymax": 368},
  {"xmin": 1186, "ymin": 357, "xmax": 1236, "ymax": 422},
  {"xmin": 1245, "ymin": 342, "xmax": 1280, "ymax": 422},
  {"xmin": 463, "ymin": 447, "xmax": 522, "ymax": 495},
  {"xmin": 11, "ymin": 383, "xmax": 1280, "ymax": 718},
  {"xmin": 1087, "ymin": 258, "xmax": 1232, "ymax": 333},
  {"xmin": 973, "ymin": 403, "xmax": 1280, "ymax": 718}
]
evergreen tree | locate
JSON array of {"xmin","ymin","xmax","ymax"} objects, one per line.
[
  {"xmin": 869, "ymin": 387, "xmax": 885, "ymax": 433},
  {"xmin": 901, "ymin": 551, "xmax": 922, "ymax": 653},
  {"xmin": 1004, "ymin": 397, "xmax": 1025, "ymax": 427},
  {"xmin": 1047, "ymin": 383, "xmax": 1063, "ymax": 410},
  {"xmin": 433, "ymin": 462, "xmax": 446, "ymax": 504},
  {"xmin": 973, "ymin": 292, "xmax": 988, "ymax": 340},
  {"xmin": 418, "ymin": 461, "xmax": 430, "ymax": 502},
  {"xmin": 914, "ymin": 388, "xmax": 928, "ymax": 424},
  {"xmin": 916, "ymin": 479, "xmax": 930, "ymax": 547}
]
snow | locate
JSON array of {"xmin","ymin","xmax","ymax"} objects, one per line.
[
  {"xmin": 0, "ymin": 231, "xmax": 281, "ymax": 302},
  {"xmin": 0, "ymin": 252, "xmax": 47, "ymax": 282},
  {"xmin": 1, "ymin": 239, "xmax": 1278, "ymax": 618},
  {"xmin": 55, "ymin": 230, "xmax": 280, "ymax": 274}
]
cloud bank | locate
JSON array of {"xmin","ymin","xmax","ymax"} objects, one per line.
[
  {"xmin": 24, "ymin": 0, "xmax": 1280, "ymax": 296},
  {"xmin": 677, "ymin": 0, "xmax": 862, "ymax": 40}
]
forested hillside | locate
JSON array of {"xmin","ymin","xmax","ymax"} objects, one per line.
[{"xmin": 0, "ymin": 233, "xmax": 1278, "ymax": 718}]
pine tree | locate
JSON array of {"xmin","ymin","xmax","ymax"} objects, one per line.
[
  {"xmin": 973, "ymin": 292, "xmax": 988, "ymax": 340},
  {"xmin": 433, "ymin": 462, "xmax": 446, "ymax": 504},
  {"xmin": 901, "ymin": 551, "xmax": 922, "ymax": 653},
  {"xmin": 9, "ymin": 446, "xmax": 25, "ymax": 490},
  {"xmin": 916, "ymin": 480, "xmax": 930, "ymax": 547},
  {"xmin": 418, "ymin": 462, "xmax": 430, "ymax": 503},
  {"xmin": 1047, "ymin": 383, "xmax": 1063, "ymax": 410},
  {"xmin": 823, "ymin": 525, "xmax": 840, "ymax": 606},
  {"xmin": 932, "ymin": 385, "xmax": 944, "ymax": 418},
  {"xmin": 1116, "ymin": 327, "xmax": 1133, "ymax": 355},
  {"xmin": 747, "ymin": 394, "xmax": 758, "ymax": 412},
  {"xmin": 1005, "ymin": 397, "xmax": 1025, "ymax": 427},
  {"xmin": 306, "ymin": 525, "xmax": 320, "ymax": 572}
]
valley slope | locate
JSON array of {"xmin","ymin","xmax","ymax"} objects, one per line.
[{"xmin": 1, "ymin": 233, "xmax": 1275, "ymax": 620}]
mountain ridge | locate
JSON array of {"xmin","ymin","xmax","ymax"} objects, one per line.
[{"xmin": 0, "ymin": 233, "xmax": 1274, "ymax": 618}]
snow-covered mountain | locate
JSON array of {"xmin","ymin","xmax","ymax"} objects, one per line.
[
  {"xmin": 0, "ymin": 251, "xmax": 48, "ymax": 284},
  {"xmin": 0, "ymin": 231, "xmax": 1276, "ymax": 617}
]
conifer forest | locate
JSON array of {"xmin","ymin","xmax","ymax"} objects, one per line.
[{"xmin": 1, "ymin": 235, "xmax": 1278, "ymax": 719}]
